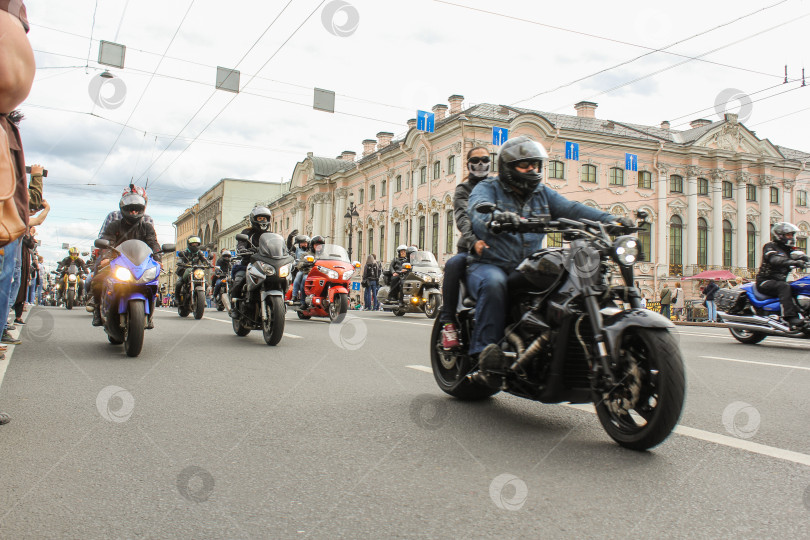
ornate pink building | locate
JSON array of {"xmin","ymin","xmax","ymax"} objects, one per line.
[{"xmin": 264, "ymin": 95, "xmax": 810, "ymax": 295}]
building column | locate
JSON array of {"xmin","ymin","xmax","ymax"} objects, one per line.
[
  {"xmin": 784, "ymin": 178, "xmax": 795, "ymax": 225},
  {"xmin": 312, "ymin": 195, "xmax": 323, "ymax": 237},
  {"xmin": 321, "ymin": 196, "xmax": 333, "ymax": 241},
  {"xmin": 656, "ymin": 166, "xmax": 668, "ymax": 275},
  {"xmin": 686, "ymin": 167, "xmax": 699, "ymax": 267},
  {"xmin": 710, "ymin": 170, "xmax": 724, "ymax": 267},
  {"xmin": 438, "ymin": 206, "xmax": 448, "ymax": 263},
  {"xmin": 736, "ymin": 172, "xmax": 749, "ymax": 268},
  {"xmin": 334, "ymin": 188, "xmax": 348, "ymax": 248},
  {"xmin": 295, "ymin": 201, "xmax": 306, "ymax": 231},
  {"xmin": 759, "ymin": 176, "xmax": 773, "ymax": 261}
]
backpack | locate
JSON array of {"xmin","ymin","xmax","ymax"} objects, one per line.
[{"xmin": 0, "ymin": 125, "xmax": 26, "ymax": 247}]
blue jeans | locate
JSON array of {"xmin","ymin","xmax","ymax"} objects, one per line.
[
  {"xmin": 292, "ymin": 271, "xmax": 306, "ymax": 301},
  {"xmin": 7, "ymin": 239, "xmax": 23, "ymax": 316},
  {"xmin": 364, "ymin": 280, "xmax": 378, "ymax": 310},
  {"xmin": 440, "ymin": 252, "xmax": 468, "ymax": 322},
  {"xmin": 466, "ymin": 263, "xmax": 509, "ymax": 356},
  {"xmin": 27, "ymin": 281, "xmax": 36, "ymax": 303},
  {"xmin": 0, "ymin": 239, "xmax": 21, "ymax": 335},
  {"xmin": 706, "ymin": 300, "xmax": 717, "ymax": 322},
  {"xmin": 35, "ymin": 283, "xmax": 42, "ymax": 305}
]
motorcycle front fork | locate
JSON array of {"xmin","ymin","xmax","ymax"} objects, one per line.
[{"xmin": 583, "ymin": 293, "xmax": 616, "ymax": 388}]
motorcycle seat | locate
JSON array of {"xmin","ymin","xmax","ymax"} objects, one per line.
[
  {"xmin": 458, "ymin": 281, "xmax": 476, "ymax": 309},
  {"xmin": 751, "ymin": 285, "xmax": 775, "ymax": 302}
]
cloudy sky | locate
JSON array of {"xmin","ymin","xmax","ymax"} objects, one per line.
[{"xmin": 22, "ymin": 0, "xmax": 809, "ymax": 267}]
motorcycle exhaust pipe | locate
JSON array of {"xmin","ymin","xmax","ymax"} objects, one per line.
[
  {"xmin": 221, "ymin": 295, "xmax": 231, "ymax": 312},
  {"xmin": 720, "ymin": 313, "xmax": 791, "ymax": 333}
]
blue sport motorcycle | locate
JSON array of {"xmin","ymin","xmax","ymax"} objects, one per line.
[
  {"xmin": 717, "ymin": 258, "xmax": 810, "ymax": 344},
  {"xmin": 94, "ymin": 238, "xmax": 175, "ymax": 357}
]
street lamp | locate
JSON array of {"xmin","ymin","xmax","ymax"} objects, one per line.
[{"xmin": 344, "ymin": 193, "xmax": 360, "ymax": 260}]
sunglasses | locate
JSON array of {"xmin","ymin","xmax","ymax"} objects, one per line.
[
  {"xmin": 468, "ymin": 157, "xmax": 490, "ymax": 165},
  {"xmin": 255, "ymin": 216, "xmax": 269, "ymax": 222},
  {"xmin": 514, "ymin": 160, "xmax": 541, "ymax": 170}
]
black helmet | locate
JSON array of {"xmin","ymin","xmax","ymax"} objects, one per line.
[
  {"xmin": 119, "ymin": 192, "xmax": 146, "ymax": 225},
  {"xmin": 295, "ymin": 234, "xmax": 311, "ymax": 246},
  {"xmin": 249, "ymin": 206, "xmax": 272, "ymax": 231},
  {"xmin": 497, "ymin": 135, "xmax": 549, "ymax": 194},
  {"xmin": 310, "ymin": 235, "xmax": 325, "ymax": 248},
  {"xmin": 406, "ymin": 246, "xmax": 417, "ymax": 255},
  {"xmin": 771, "ymin": 222, "xmax": 800, "ymax": 247}
]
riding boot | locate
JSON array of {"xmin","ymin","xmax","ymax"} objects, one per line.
[{"xmin": 92, "ymin": 307, "xmax": 103, "ymax": 327}]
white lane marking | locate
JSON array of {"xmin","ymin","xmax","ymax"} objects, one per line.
[
  {"xmin": 406, "ymin": 365, "xmax": 433, "ymax": 373},
  {"xmin": 353, "ymin": 315, "xmax": 433, "ymax": 327},
  {"xmin": 201, "ymin": 315, "xmax": 302, "ymax": 338},
  {"xmin": 700, "ymin": 355, "xmax": 810, "ymax": 372},
  {"xmin": 679, "ymin": 330, "xmax": 810, "ymax": 348},
  {"xmin": 406, "ymin": 365, "xmax": 810, "ymax": 467}
]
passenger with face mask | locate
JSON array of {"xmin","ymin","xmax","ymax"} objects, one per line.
[{"xmin": 439, "ymin": 146, "xmax": 491, "ymax": 349}]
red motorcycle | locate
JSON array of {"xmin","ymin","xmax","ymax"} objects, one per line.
[{"xmin": 285, "ymin": 244, "xmax": 360, "ymax": 322}]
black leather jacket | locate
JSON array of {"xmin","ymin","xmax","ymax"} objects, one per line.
[
  {"xmin": 453, "ymin": 175, "xmax": 486, "ymax": 253},
  {"xmin": 236, "ymin": 227, "xmax": 264, "ymax": 266},
  {"xmin": 756, "ymin": 241, "xmax": 803, "ymax": 283},
  {"xmin": 387, "ymin": 256, "xmax": 409, "ymax": 276},
  {"xmin": 101, "ymin": 219, "xmax": 162, "ymax": 260}
]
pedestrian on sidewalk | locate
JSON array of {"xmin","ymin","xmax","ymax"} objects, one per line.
[
  {"xmin": 672, "ymin": 282, "xmax": 685, "ymax": 321},
  {"xmin": 659, "ymin": 283, "xmax": 672, "ymax": 320},
  {"xmin": 362, "ymin": 255, "xmax": 379, "ymax": 311},
  {"xmin": 702, "ymin": 278, "xmax": 720, "ymax": 322}
]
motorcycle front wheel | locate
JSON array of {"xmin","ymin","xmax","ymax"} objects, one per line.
[
  {"xmin": 424, "ymin": 294, "xmax": 440, "ymax": 319},
  {"xmin": 194, "ymin": 290, "xmax": 205, "ymax": 320},
  {"xmin": 66, "ymin": 289, "xmax": 74, "ymax": 310},
  {"xmin": 262, "ymin": 296, "xmax": 286, "ymax": 346},
  {"xmin": 329, "ymin": 293, "xmax": 348, "ymax": 323},
  {"xmin": 429, "ymin": 317, "xmax": 499, "ymax": 401},
  {"xmin": 124, "ymin": 300, "xmax": 145, "ymax": 357},
  {"xmin": 594, "ymin": 327, "xmax": 685, "ymax": 451}
]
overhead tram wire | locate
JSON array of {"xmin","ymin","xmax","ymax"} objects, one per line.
[
  {"xmin": 509, "ymin": 0, "xmax": 790, "ymax": 105},
  {"xmin": 88, "ymin": 0, "xmax": 198, "ymax": 184},
  {"xmin": 137, "ymin": 0, "xmax": 302, "ymax": 188}
]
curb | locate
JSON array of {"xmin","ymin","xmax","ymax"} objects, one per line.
[{"xmin": 672, "ymin": 321, "xmax": 725, "ymax": 327}]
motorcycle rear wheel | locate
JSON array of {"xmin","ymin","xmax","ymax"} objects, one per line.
[
  {"xmin": 328, "ymin": 293, "xmax": 348, "ymax": 323},
  {"xmin": 594, "ymin": 327, "xmax": 685, "ymax": 451},
  {"xmin": 263, "ymin": 296, "xmax": 286, "ymax": 346},
  {"xmin": 430, "ymin": 317, "xmax": 499, "ymax": 401},
  {"xmin": 178, "ymin": 301, "xmax": 190, "ymax": 318},
  {"xmin": 124, "ymin": 300, "xmax": 145, "ymax": 357},
  {"xmin": 232, "ymin": 313, "xmax": 251, "ymax": 336},
  {"xmin": 194, "ymin": 290, "xmax": 205, "ymax": 320},
  {"xmin": 105, "ymin": 311, "xmax": 124, "ymax": 344},
  {"xmin": 729, "ymin": 327, "xmax": 767, "ymax": 344},
  {"xmin": 297, "ymin": 311, "xmax": 312, "ymax": 320}
]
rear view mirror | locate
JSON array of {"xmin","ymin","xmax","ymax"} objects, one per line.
[
  {"xmin": 235, "ymin": 234, "xmax": 248, "ymax": 242},
  {"xmin": 161, "ymin": 243, "xmax": 176, "ymax": 253},
  {"xmin": 94, "ymin": 239, "xmax": 110, "ymax": 249},
  {"xmin": 81, "ymin": 252, "xmax": 89, "ymax": 256},
  {"xmin": 475, "ymin": 202, "xmax": 496, "ymax": 214}
]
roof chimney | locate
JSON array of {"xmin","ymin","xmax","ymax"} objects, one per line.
[
  {"xmin": 660, "ymin": 120, "xmax": 670, "ymax": 130},
  {"xmin": 448, "ymin": 94, "xmax": 464, "ymax": 114},
  {"xmin": 574, "ymin": 101, "xmax": 598, "ymax": 118},
  {"xmin": 340, "ymin": 150, "xmax": 356, "ymax": 162},
  {"xmin": 432, "ymin": 103, "xmax": 448, "ymax": 121},
  {"xmin": 407, "ymin": 118, "xmax": 417, "ymax": 129},
  {"xmin": 689, "ymin": 118, "xmax": 712, "ymax": 129},
  {"xmin": 362, "ymin": 139, "xmax": 376, "ymax": 157},
  {"xmin": 376, "ymin": 131, "xmax": 394, "ymax": 150}
]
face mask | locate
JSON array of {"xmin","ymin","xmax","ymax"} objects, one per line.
[{"xmin": 468, "ymin": 159, "xmax": 490, "ymax": 179}]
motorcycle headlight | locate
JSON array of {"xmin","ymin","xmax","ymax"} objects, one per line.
[
  {"xmin": 139, "ymin": 267, "xmax": 158, "ymax": 283},
  {"xmin": 193, "ymin": 268, "xmax": 205, "ymax": 280},
  {"xmin": 261, "ymin": 262, "xmax": 276, "ymax": 276},
  {"xmin": 278, "ymin": 264, "xmax": 290, "ymax": 278},
  {"xmin": 342, "ymin": 270, "xmax": 354, "ymax": 280},
  {"xmin": 614, "ymin": 236, "xmax": 639, "ymax": 266},
  {"xmin": 114, "ymin": 267, "xmax": 134, "ymax": 282},
  {"xmin": 317, "ymin": 265, "xmax": 339, "ymax": 280},
  {"xmin": 68, "ymin": 274, "xmax": 77, "ymax": 282}
]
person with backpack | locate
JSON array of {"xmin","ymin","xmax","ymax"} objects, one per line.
[
  {"xmin": 362, "ymin": 254, "xmax": 380, "ymax": 311},
  {"xmin": 659, "ymin": 284, "xmax": 672, "ymax": 320}
]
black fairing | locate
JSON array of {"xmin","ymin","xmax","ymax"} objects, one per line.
[
  {"xmin": 257, "ymin": 233, "xmax": 287, "ymax": 258},
  {"xmin": 117, "ymin": 239, "xmax": 153, "ymax": 265},
  {"xmin": 517, "ymin": 249, "xmax": 565, "ymax": 292}
]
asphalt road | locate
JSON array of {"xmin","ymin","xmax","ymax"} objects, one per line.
[{"xmin": 0, "ymin": 305, "xmax": 809, "ymax": 539}]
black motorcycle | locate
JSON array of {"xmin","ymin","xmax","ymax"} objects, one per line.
[
  {"xmin": 430, "ymin": 206, "xmax": 685, "ymax": 451},
  {"xmin": 213, "ymin": 267, "xmax": 230, "ymax": 311},
  {"xmin": 378, "ymin": 250, "xmax": 443, "ymax": 318},
  {"xmin": 176, "ymin": 253, "xmax": 210, "ymax": 320},
  {"xmin": 230, "ymin": 232, "xmax": 294, "ymax": 346}
]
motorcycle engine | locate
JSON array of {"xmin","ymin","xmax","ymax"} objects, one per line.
[{"xmin": 797, "ymin": 295, "xmax": 810, "ymax": 309}]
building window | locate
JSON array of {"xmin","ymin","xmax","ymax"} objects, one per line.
[
  {"xmin": 722, "ymin": 181, "xmax": 733, "ymax": 199},
  {"xmin": 445, "ymin": 210, "xmax": 454, "ymax": 253},
  {"xmin": 359, "ymin": 188, "xmax": 364, "ymax": 203},
  {"xmin": 670, "ymin": 175, "xmax": 683, "ymax": 193},
  {"xmin": 698, "ymin": 178, "xmax": 709, "ymax": 196},
  {"xmin": 723, "ymin": 220, "xmax": 733, "ymax": 266},
  {"xmin": 420, "ymin": 166, "xmax": 427, "ymax": 184},
  {"xmin": 798, "ymin": 236, "xmax": 807, "ymax": 252},
  {"xmin": 581, "ymin": 164, "xmax": 597, "ymax": 183},
  {"xmin": 547, "ymin": 232, "xmax": 563, "ymax": 247},
  {"xmin": 418, "ymin": 216, "xmax": 426, "ymax": 249},
  {"xmin": 286, "ymin": 217, "xmax": 289, "ymax": 229},
  {"xmin": 747, "ymin": 223, "xmax": 756, "ymax": 269},
  {"xmin": 370, "ymin": 184, "xmax": 375, "ymax": 200},
  {"xmin": 638, "ymin": 171, "xmax": 652, "ymax": 189},
  {"xmin": 609, "ymin": 167, "xmax": 624, "ymax": 186},
  {"xmin": 431, "ymin": 213, "xmax": 439, "ymax": 256},
  {"xmin": 490, "ymin": 153, "xmax": 499, "ymax": 173},
  {"xmin": 357, "ymin": 230, "xmax": 362, "ymax": 261},
  {"xmin": 770, "ymin": 186, "xmax": 779, "ymax": 204},
  {"xmin": 394, "ymin": 222, "xmax": 400, "ymax": 248},
  {"xmin": 798, "ymin": 190, "xmax": 808, "ymax": 207},
  {"xmin": 379, "ymin": 225, "xmax": 384, "ymax": 257},
  {"xmin": 448, "ymin": 155, "xmax": 455, "ymax": 175},
  {"xmin": 638, "ymin": 222, "xmax": 651, "ymax": 262},
  {"xmin": 670, "ymin": 215, "xmax": 683, "ymax": 266},
  {"xmin": 549, "ymin": 161, "xmax": 564, "ymax": 180},
  {"xmin": 433, "ymin": 161, "xmax": 440, "ymax": 180},
  {"xmin": 746, "ymin": 184, "xmax": 757, "ymax": 201},
  {"xmin": 368, "ymin": 228, "xmax": 374, "ymax": 255},
  {"xmin": 697, "ymin": 217, "xmax": 708, "ymax": 266},
  {"xmin": 404, "ymin": 219, "xmax": 409, "ymax": 244},
  {"xmin": 381, "ymin": 179, "xmax": 386, "ymax": 197},
  {"xmin": 395, "ymin": 175, "xmax": 401, "ymax": 192}
]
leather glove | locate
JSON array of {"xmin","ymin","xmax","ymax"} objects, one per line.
[
  {"xmin": 492, "ymin": 211, "xmax": 521, "ymax": 227},
  {"xmin": 614, "ymin": 217, "xmax": 635, "ymax": 228}
]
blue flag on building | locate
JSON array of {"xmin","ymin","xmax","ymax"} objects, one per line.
[
  {"xmin": 625, "ymin": 153, "xmax": 638, "ymax": 172},
  {"xmin": 492, "ymin": 127, "xmax": 508, "ymax": 146},
  {"xmin": 565, "ymin": 141, "xmax": 579, "ymax": 161},
  {"xmin": 416, "ymin": 110, "xmax": 435, "ymax": 133}
]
